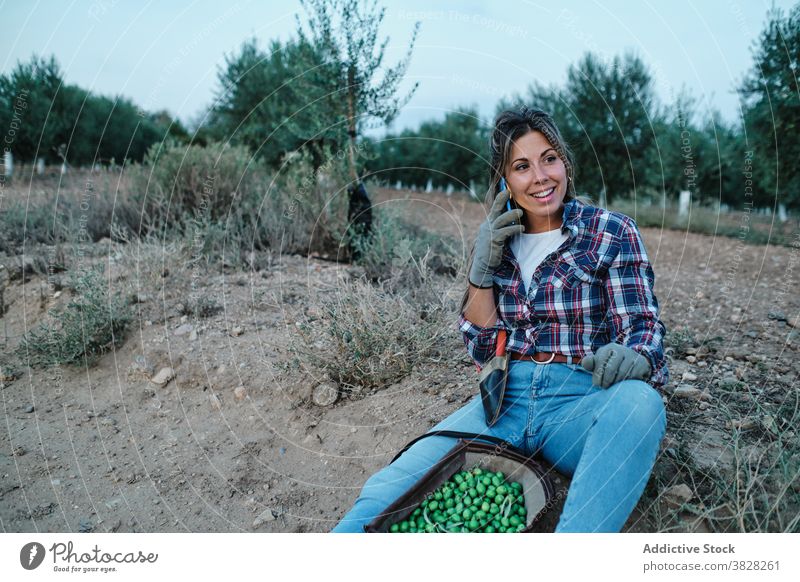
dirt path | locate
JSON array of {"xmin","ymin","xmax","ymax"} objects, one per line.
[{"xmin": 2, "ymin": 190, "xmax": 798, "ymax": 533}]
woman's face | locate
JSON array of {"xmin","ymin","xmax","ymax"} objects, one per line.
[{"xmin": 503, "ymin": 130, "xmax": 568, "ymax": 233}]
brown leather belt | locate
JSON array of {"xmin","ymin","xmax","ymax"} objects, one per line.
[{"xmin": 510, "ymin": 351, "xmax": 582, "ymax": 365}]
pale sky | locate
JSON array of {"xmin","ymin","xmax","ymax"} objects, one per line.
[{"xmin": 1, "ymin": 0, "xmax": 795, "ymax": 132}]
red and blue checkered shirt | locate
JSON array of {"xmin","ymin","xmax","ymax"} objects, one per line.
[{"xmin": 459, "ymin": 199, "xmax": 669, "ymax": 388}]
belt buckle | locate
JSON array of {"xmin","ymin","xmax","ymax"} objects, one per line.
[{"xmin": 537, "ymin": 352, "xmax": 556, "ymax": 364}]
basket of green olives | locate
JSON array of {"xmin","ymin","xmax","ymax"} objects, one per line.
[{"xmin": 364, "ymin": 437, "xmax": 554, "ymax": 533}]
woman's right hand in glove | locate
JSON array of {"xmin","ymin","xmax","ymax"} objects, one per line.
[{"xmin": 469, "ymin": 189, "xmax": 525, "ymax": 288}]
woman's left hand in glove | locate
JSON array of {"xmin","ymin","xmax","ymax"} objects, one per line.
[{"xmin": 581, "ymin": 343, "xmax": 651, "ymax": 388}]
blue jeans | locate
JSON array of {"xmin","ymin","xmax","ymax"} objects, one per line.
[{"xmin": 331, "ymin": 360, "xmax": 666, "ymax": 533}]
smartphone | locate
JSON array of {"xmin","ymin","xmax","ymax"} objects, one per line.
[{"xmin": 500, "ymin": 177, "xmax": 517, "ymax": 225}]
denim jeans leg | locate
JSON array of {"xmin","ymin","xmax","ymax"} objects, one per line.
[
  {"xmin": 531, "ymin": 368, "xmax": 666, "ymax": 533},
  {"xmin": 330, "ymin": 361, "xmax": 534, "ymax": 532}
]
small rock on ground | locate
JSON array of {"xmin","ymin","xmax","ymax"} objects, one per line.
[
  {"xmin": 174, "ymin": 323, "xmax": 194, "ymax": 336},
  {"xmin": 312, "ymin": 382, "xmax": 339, "ymax": 407},
  {"xmin": 253, "ymin": 508, "xmax": 277, "ymax": 528},
  {"xmin": 672, "ymin": 385, "xmax": 702, "ymax": 399},
  {"xmin": 150, "ymin": 368, "xmax": 175, "ymax": 386},
  {"xmin": 663, "ymin": 484, "xmax": 693, "ymax": 509}
]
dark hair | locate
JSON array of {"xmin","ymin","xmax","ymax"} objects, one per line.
[{"xmin": 486, "ymin": 106, "xmax": 576, "ymax": 204}]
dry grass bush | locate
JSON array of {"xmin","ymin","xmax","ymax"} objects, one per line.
[
  {"xmin": 16, "ymin": 265, "xmax": 131, "ymax": 368},
  {"xmin": 128, "ymin": 140, "xmax": 255, "ymax": 228},
  {"xmin": 0, "ymin": 167, "xmax": 135, "ymax": 253},
  {"xmin": 347, "ymin": 206, "xmax": 461, "ymax": 283},
  {"xmin": 696, "ymin": 394, "xmax": 800, "ymax": 532},
  {"xmin": 258, "ymin": 148, "xmax": 351, "ymax": 257},
  {"xmin": 635, "ymin": 381, "xmax": 800, "ymax": 532},
  {"xmin": 126, "ymin": 143, "xmax": 351, "ymax": 263},
  {"xmin": 290, "ymin": 273, "xmax": 456, "ymax": 396},
  {"xmin": 288, "ymin": 209, "xmax": 465, "ymax": 397}
]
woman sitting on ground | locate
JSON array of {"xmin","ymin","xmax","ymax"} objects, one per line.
[{"xmin": 332, "ymin": 106, "xmax": 668, "ymax": 533}]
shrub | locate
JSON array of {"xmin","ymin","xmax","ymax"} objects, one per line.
[
  {"xmin": 257, "ymin": 147, "xmax": 351, "ymax": 257},
  {"xmin": 17, "ymin": 265, "xmax": 131, "ymax": 367},
  {"xmin": 0, "ymin": 204, "xmax": 60, "ymax": 252},
  {"xmin": 126, "ymin": 142, "xmax": 352, "ymax": 262},
  {"xmin": 128, "ymin": 139, "xmax": 256, "ymax": 229},
  {"xmin": 347, "ymin": 206, "xmax": 461, "ymax": 283},
  {"xmin": 289, "ymin": 272, "xmax": 456, "ymax": 396}
]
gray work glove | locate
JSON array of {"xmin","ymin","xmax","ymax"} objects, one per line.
[
  {"xmin": 469, "ymin": 189, "xmax": 524, "ymax": 288},
  {"xmin": 581, "ymin": 343, "xmax": 651, "ymax": 388}
]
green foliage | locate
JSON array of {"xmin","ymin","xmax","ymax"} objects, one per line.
[
  {"xmin": 0, "ymin": 203, "xmax": 60, "ymax": 252},
  {"xmin": 366, "ymin": 107, "xmax": 489, "ymax": 190},
  {"xmin": 295, "ymin": 0, "xmax": 420, "ymax": 177},
  {"xmin": 56, "ymin": 86, "xmax": 173, "ymax": 165},
  {"xmin": 0, "ymin": 55, "xmax": 63, "ymax": 164},
  {"xmin": 645, "ymin": 94, "xmax": 742, "ymax": 208},
  {"xmin": 0, "ymin": 54, "xmax": 182, "ymax": 167},
  {"xmin": 17, "ymin": 266, "xmax": 131, "ymax": 367},
  {"xmin": 207, "ymin": 37, "xmax": 330, "ymax": 167},
  {"xmin": 739, "ymin": 4, "xmax": 800, "ymax": 210}
]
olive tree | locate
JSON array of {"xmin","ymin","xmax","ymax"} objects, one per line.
[{"xmin": 295, "ymin": 0, "xmax": 420, "ymax": 181}]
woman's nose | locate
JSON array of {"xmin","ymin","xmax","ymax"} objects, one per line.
[{"xmin": 530, "ymin": 164, "xmax": 547, "ymax": 184}]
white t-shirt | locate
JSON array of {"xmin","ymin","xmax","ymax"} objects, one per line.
[{"xmin": 510, "ymin": 228, "xmax": 569, "ymax": 295}]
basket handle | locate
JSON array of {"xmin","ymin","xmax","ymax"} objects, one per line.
[{"xmin": 390, "ymin": 430, "xmax": 517, "ymax": 464}]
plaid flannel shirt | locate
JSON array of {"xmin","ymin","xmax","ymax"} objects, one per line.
[{"xmin": 459, "ymin": 199, "xmax": 669, "ymax": 388}]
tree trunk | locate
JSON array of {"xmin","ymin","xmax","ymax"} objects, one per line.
[{"xmin": 346, "ymin": 68, "xmax": 359, "ymax": 183}]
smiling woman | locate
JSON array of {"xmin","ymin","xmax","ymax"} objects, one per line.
[{"xmin": 331, "ymin": 107, "xmax": 668, "ymax": 534}]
